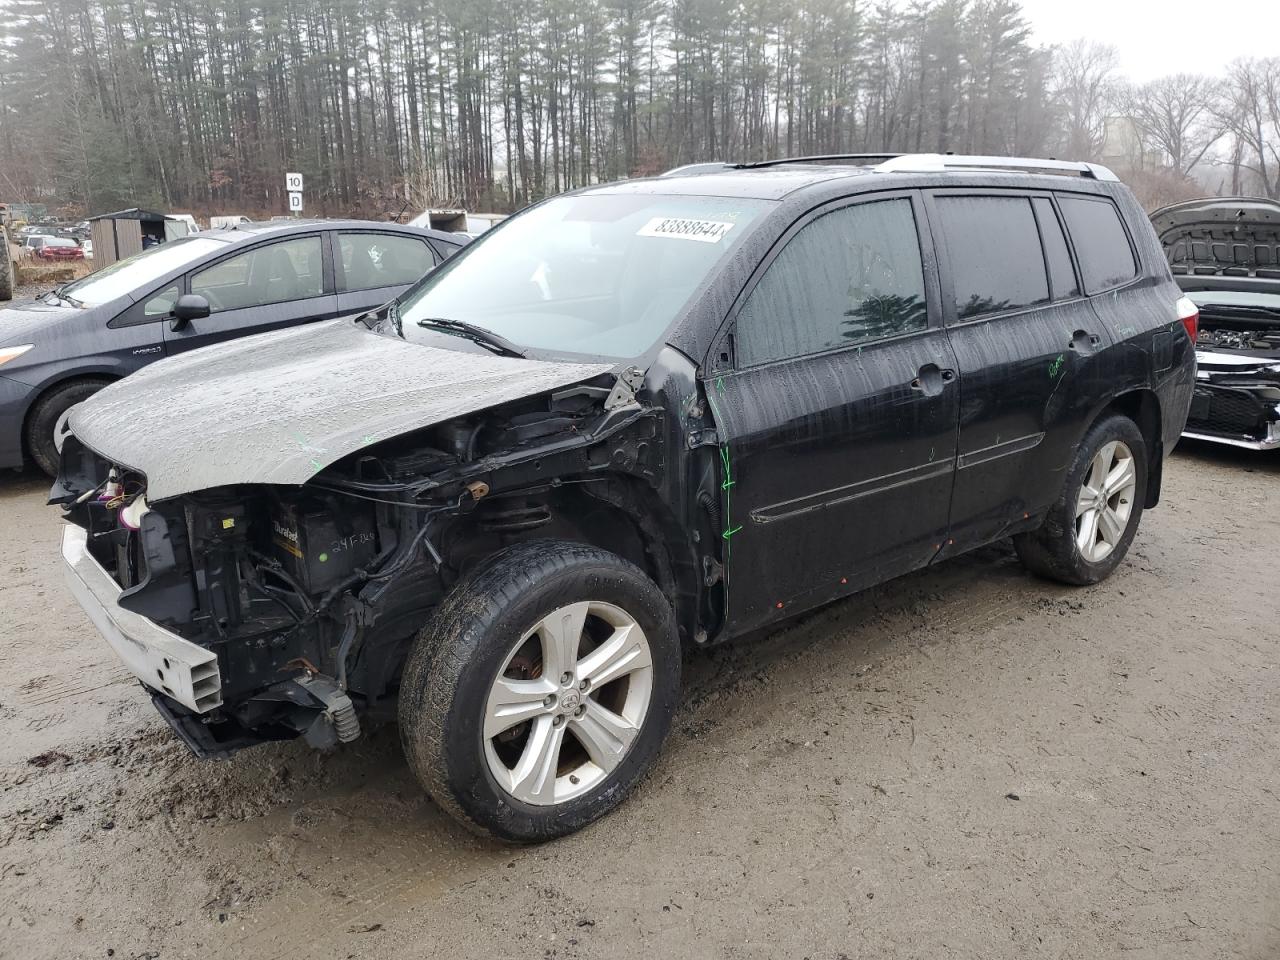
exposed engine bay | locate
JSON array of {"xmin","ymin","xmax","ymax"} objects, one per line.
[
  {"xmin": 53, "ymin": 365, "xmax": 717, "ymax": 757},
  {"xmin": 1197, "ymin": 325, "xmax": 1280, "ymax": 354}
]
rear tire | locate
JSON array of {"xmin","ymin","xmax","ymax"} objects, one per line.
[
  {"xmin": 399, "ymin": 540, "xmax": 681, "ymax": 842},
  {"xmin": 25, "ymin": 378, "xmax": 111, "ymax": 476},
  {"xmin": 1014, "ymin": 414, "xmax": 1147, "ymax": 585}
]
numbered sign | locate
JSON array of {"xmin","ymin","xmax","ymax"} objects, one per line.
[
  {"xmin": 285, "ymin": 172, "xmax": 304, "ymax": 192},
  {"xmin": 288, "ymin": 192, "xmax": 304, "ymax": 213}
]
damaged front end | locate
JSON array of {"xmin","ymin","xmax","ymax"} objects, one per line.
[
  {"xmin": 1187, "ymin": 323, "xmax": 1280, "ymax": 450},
  {"xmin": 1152, "ymin": 196, "xmax": 1280, "ymax": 450},
  {"xmin": 53, "ymin": 359, "xmax": 700, "ymax": 758}
]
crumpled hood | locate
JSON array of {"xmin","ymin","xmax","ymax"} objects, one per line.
[{"xmin": 69, "ymin": 319, "xmax": 613, "ymax": 500}]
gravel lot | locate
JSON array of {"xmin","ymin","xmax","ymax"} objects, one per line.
[{"xmin": 0, "ymin": 440, "xmax": 1277, "ymax": 959}]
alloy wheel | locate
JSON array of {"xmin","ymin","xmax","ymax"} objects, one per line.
[
  {"xmin": 483, "ymin": 601, "xmax": 654, "ymax": 806},
  {"xmin": 1075, "ymin": 439, "xmax": 1137, "ymax": 563}
]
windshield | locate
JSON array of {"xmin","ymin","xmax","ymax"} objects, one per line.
[
  {"xmin": 396, "ymin": 192, "xmax": 771, "ymax": 358},
  {"xmin": 1187, "ymin": 290, "xmax": 1280, "ymax": 312},
  {"xmin": 59, "ymin": 236, "xmax": 228, "ymax": 306}
]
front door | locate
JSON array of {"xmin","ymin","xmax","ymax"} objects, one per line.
[
  {"xmin": 706, "ymin": 192, "xmax": 960, "ymax": 635},
  {"xmin": 924, "ymin": 191, "xmax": 1113, "ymax": 553},
  {"xmin": 165, "ymin": 233, "xmax": 337, "ymax": 354}
]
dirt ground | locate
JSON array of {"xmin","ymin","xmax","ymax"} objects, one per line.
[{"xmin": 1, "ymin": 443, "xmax": 1277, "ymax": 960}]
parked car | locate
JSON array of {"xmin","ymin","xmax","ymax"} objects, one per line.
[
  {"xmin": 1150, "ymin": 197, "xmax": 1280, "ymax": 450},
  {"xmin": 0, "ymin": 220, "xmax": 466, "ymax": 474},
  {"xmin": 167, "ymin": 213, "xmax": 199, "ymax": 234},
  {"xmin": 19, "ymin": 234, "xmax": 54, "ymax": 256},
  {"xmin": 54, "ymin": 154, "xmax": 1194, "ymax": 841},
  {"xmin": 33, "ymin": 237, "xmax": 85, "ymax": 261},
  {"xmin": 209, "ymin": 215, "xmax": 252, "ymax": 230}
]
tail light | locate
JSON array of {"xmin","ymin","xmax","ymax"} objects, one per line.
[{"xmin": 1176, "ymin": 296, "xmax": 1199, "ymax": 343}]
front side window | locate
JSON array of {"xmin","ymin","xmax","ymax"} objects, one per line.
[
  {"xmin": 735, "ymin": 198, "xmax": 928, "ymax": 367},
  {"xmin": 191, "ymin": 236, "xmax": 324, "ymax": 312},
  {"xmin": 1058, "ymin": 195, "xmax": 1137, "ymax": 294},
  {"xmin": 59, "ymin": 236, "xmax": 227, "ymax": 306},
  {"xmin": 340, "ymin": 233, "xmax": 434, "ymax": 291},
  {"xmin": 395, "ymin": 193, "xmax": 771, "ymax": 359},
  {"xmin": 935, "ymin": 195, "xmax": 1050, "ymax": 320}
]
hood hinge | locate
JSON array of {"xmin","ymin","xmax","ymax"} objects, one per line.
[{"xmin": 604, "ymin": 365, "xmax": 645, "ymax": 410}]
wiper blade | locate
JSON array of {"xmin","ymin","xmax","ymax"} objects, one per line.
[
  {"xmin": 415, "ymin": 317, "xmax": 526, "ymax": 358},
  {"xmin": 52, "ymin": 284, "xmax": 83, "ymax": 307}
]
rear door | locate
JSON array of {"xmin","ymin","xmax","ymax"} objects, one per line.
[
  {"xmin": 334, "ymin": 230, "xmax": 440, "ymax": 317},
  {"xmin": 706, "ymin": 192, "xmax": 960, "ymax": 634},
  {"xmin": 164, "ymin": 233, "xmax": 336, "ymax": 354},
  {"xmin": 926, "ymin": 190, "xmax": 1111, "ymax": 553}
]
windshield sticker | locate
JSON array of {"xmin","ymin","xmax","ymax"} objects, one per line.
[{"xmin": 637, "ymin": 217, "xmax": 736, "ymax": 244}]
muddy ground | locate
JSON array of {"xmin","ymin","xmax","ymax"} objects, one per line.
[{"xmin": 1, "ymin": 444, "xmax": 1277, "ymax": 959}]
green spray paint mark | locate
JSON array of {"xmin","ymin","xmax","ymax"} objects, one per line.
[
  {"xmin": 704, "ymin": 382, "xmax": 737, "ymax": 611},
  {"xmin": 1048, "ymin": 353, "xmax": 1065, "ymax": 379},
  {"xmin": 719, "ymin": 445, "xmax": 741, "ymax": 546}
]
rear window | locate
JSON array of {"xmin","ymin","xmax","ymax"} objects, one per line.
[
  {"xmin": 1058, "ymin": 195, "xmax": 1137, "ymax": 293},
  {"xmin": 934, "ymin": 195, "xmax": 1049, "ymax": 320}
]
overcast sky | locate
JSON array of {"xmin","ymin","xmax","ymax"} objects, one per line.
[{"xmin": 1018, "ymin": 0, "xmax": 1280, "ymax": 82}]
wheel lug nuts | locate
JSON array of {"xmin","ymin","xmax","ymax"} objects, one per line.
[
  {"xmin": 579, "ymin": 679, "xmax": 590, "ymax": 692},
  {"xmin": 574, "ymin": 705, "xmax": 586, "ymax": 718},
  {"xmin": 560, "ymin": 672, "xmax": 573, "ymax": 685},
  {"xmin": 543, "ymin": 694, "xmax": 556, "ymax": 708},
  {"xmin": 553, "ymin": 714, "xmax": 565, "ymax": 727}
]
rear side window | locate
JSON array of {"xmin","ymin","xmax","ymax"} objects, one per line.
[
  {"xmin": 736, "ymin": 198, "xmax": 927, "ymax": 367},
  {"xmin": 339, "ymin": 233, "xmax": 435, "ymax": 291},
  {"xmin": 1058, "ymin": 195, "xmax": 1137, "ymax": 293},
  {"xmin": 1033, "ymin": 198, "xmax": 1080, "ymax": 299},
  {"xmin": 935, "ymin": 195, "xmax": 1049, "ymax": 320}
]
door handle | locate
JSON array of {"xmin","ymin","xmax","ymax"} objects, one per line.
[{"xmin": 911, "ymin": 364, "xmax": 954, "ymax": 395}]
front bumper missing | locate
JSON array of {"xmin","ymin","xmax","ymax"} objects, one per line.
[{"xmin": 61, "ymin": 524, "xmax": 223, "ymax": 713}]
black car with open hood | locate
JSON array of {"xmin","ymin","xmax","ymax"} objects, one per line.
[
  {"xmin": 1151, "ymin": 196, "xmax": 1280, "ymax": 450},
  {"xmin": 55, "ymin": 154, "xmax": 1194, "ymax": 841}
]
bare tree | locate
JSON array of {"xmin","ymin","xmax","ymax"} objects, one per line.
[
  {"xmin": 1121, "ymin": 73, "xmax": 1223, "ymax": 177},
  {"xmin": 1214, "ymin": 58, "xmax": 1280, "ymax": 199},
  {"xmin": 1052, "ymin": 38, "xmax": 1117, "ymax": 161}
]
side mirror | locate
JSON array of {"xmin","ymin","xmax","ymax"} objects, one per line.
[{"xmin": 170, "ymin": 294, "xmax": 210, "ymax": 331}]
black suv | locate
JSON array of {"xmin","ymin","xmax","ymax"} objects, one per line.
[{"xmin": 55, "ymin": 154, "xmax": 1195, "ymax": 841}]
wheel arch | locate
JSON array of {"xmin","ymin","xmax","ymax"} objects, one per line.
[
  {"xmin": 21, "ymin": 372, "xmax": 119, "ymax": 459},
  {"xmin": 1084, "ymin": 388, "xmax": 1164, "ymax": 508},
  {"xmin": 440, "ymin": 473, "xmax": 701, "ymax": 646}
]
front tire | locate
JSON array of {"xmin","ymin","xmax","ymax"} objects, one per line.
[
  {"xmin": 1014, "ymin": 414, "xmax": 1147, "ymax": 585},
  {"xmin": 25, "ymin": 378, "xmax": 111, "ymax": 476},
  {"xmin": 399, "ymin": 540, "xmax": 681, "ymax": 842}
]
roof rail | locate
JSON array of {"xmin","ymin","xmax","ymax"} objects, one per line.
[
  {"xmin": 873, "ymin": 153, "xmax": 1119, "ymax": 181},
  {"xmin": 732, "ymin": 153, "xmax": 902, "ymax": 170}
]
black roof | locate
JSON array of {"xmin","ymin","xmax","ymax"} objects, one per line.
[{"xmin": 588, "ymin": 155, "xmax": 1124, "ymax": 203}]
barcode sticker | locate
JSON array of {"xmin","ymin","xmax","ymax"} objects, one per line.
[{"xmin": 637, "ymin": 217, "xmax": 735, "ymax": 243}]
